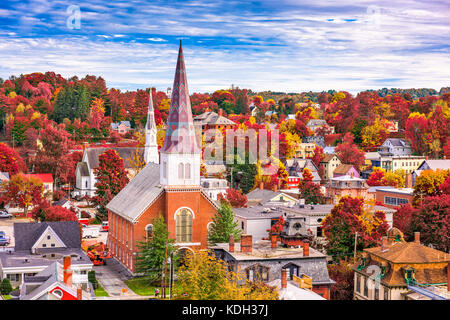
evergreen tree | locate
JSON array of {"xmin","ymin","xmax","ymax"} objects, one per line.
[
  {"xmin": 208, "ymin": 202, "xmax": 242, "ymax": 245},
  {"xmin": 0, "ymin": 278, "xmax": 13, "ymax": 295},
  {"xmin": 135, "ymin": 215, "xmax": 177, "ymax": 282}
]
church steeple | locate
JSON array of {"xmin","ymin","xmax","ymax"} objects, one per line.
[
  {"xmin": 144, "ymin": 90, "xmax": 159, "ymax": 164},
  {"xmin": 160, "ymin": 41, "xmax": 201, "ymax": 187}
]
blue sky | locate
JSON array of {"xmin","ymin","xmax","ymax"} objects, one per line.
[{"xmin": 0, "ymin": 0, "xmax": 449, "ymax": 94}]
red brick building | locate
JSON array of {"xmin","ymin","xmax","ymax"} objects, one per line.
[{"xmin": 106, "ymin": 41, "xmax": 218, "ymax": 274}]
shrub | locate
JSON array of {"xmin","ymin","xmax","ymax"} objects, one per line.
[{"xmin": 0, "ymin": 278, "xmax": 13, "ymax": 295}]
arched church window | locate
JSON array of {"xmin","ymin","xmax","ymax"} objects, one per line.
[
  {"xmin": 178, "ymin": 163, "xmax": 184, "ymax": 180},
  {"xmin": 185, "ymin": 163, "xmax": 191, "ymax": 179},
  {"xmin": 145, "ymin": 224, "xmax": 153, "ymax": 241},
  {"xmin": 163, "ymin": 161, "xmax": 167, "ymax": 178},
  {"xmin": 176, "ymin": 208, "xmax": 193, "ymax": 242}
]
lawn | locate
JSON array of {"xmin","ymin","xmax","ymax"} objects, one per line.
[
  {"xmin": 94, "ymin": 285, "xmax": 109, "ymax": 297},
  {"xmin": 125, "ymin": 276, "xmax": 181, "ymax": 296},
  {"xmin": 1, "ymin": 295, "xmax": 12, "ymax": 300}
]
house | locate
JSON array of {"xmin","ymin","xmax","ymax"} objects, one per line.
[
  {"xmin": 193, "ymin": 110, "xmax": 236, "ymax": 138},
  {"xmin": 306, "ymin": 119, "xmax": 334, "ymax": 134},
  {"xmin": 212, "ymin": 234, "xmax": 335, "ymax": 299},
  {"xmin": 19, "ymin": 257, "xmax": 93, "ymax": 300},
  {"xmin": 0, "ymin": 172, "xmax": 9, "ymax": 182},
  {"xmin": 246, "ymin": 187, "xmax": 298, "ymax": 207},
  {"xmin": 200, "ymin": 177, "xmax": 229, "ymax": 201},
  {"xmin": 391, "ymin": 156, "xmax": 426, "ymax": 174},
  {"xmin": 285, "ymin": 158, "xmax": 321, "ymax": 184},
  {"xmin": 302, "ymin": 136, "xmax": 325, "ymax": 148},
  {"xmin": 203, "ymin": 161, "xmax": 227, "ymax": 178},
  {"xmin": 294, "ymin": 142, "xmax": 316, "ymax": 158},
  {"xmin": 110, "ymin": 121, "xmax": 131, "ymax": 134},
  {"xmin": 412, "ymin": 159, "xmax": 450, "ymax": 185},
  {"xmin": 353, "ymin": 229, "xmax": 450, "ymax": 300},
  {"xmin": 320, "ymin": 154, "xmax": 342, "ymax": 180},
  {"xmin": 368, "ymin": 186, "xmax": 414, "ymax": 209},
  {"xmin": 24, "ymin": 173, "xmax": 54, "ymax": 197},
  {"xmin": 378, "ymin": 138, "xmax": 412, "ymax": 157},
  {"xmin": 333, "ymin": 164, "xmax": 360, "ymax": 178},
  {"xmin": 0, "ymin": 221, "xmax": 93, "ymax": 288},
  {"xmin": 106, "ymin": 42, "xmax": 218, "ymax": 274},
  {"xmin": 249, "ymin": 103, "xmax": 258, "ymax": 117},
  {"xmin": 323, "ymin": 146, "xmax": 335, "ymax": 154},
  {"xmin": 326, "ymin": 175, "xmax": 369, "ymax": 203}
]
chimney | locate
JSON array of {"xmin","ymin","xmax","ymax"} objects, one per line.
[
  {"xmin": 273, "ymin": 184, "xmax": 278, "ymax": 192},
  {"xmin": 281, "ymin": 268, "xmax": 287, "ymax": 289},
  {"xmin": 219, "ymin": 109, "xmax": 223, "ymax": 117},
  {"xmin": 229, "ymin": 234, "xmax": 235, "ymax": 253},
  {"xmin": 271, "ymin": 234, "xmax": 277, "ymax": 249},
  {"xmin": 303, "ymin": 242, "xmax": 310, "ymax": 257},
  {"xmin": 259, "ymin": 181, "xmax": 264, "ymax": 190},
  {"xmin": 240, "ymin": 234, "xmax": 253, "ymax": 253},
  {"xmin": 405, "ymin": 173, "xmax": 412, "ymax": 189},
  {"xmin": 77, "ymin": 286, "xmax": 82, "ymax": 300},
  {"xmin": 414, "ymin": 232, "xmax": 420, "ymax": 244},
  {"xmin": 63, "ymin": 256, "xmax": 72, "ymax": 287}
]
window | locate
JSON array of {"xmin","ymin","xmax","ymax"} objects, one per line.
[
  {"xmin": 374, "ymin": 285, "xmax": 379, "ymax": 300},
  {"xmin": 163, "ymin": 161, "xmax": 167, "ymax": 179},
  {"xmin": 176, "ymin": 208, "xmax": 193, "ymax": 242},
  {"xmin": 185, "ymin": 163, "xmax": 191, "ymax": 179},
  {"xmin": 246, "ymin": 264, "xmax": 269, "ymax": 282},
  {"xmin": 51, "ymin": 244, "xmax": 55, "ymax": 247},
  {"xmin": 384, "ymin": 287, "xmax": 389, "ymax": 300},
  {"xmin": 52, "ymin": 289, "xmax": 63, "ymax": 299},
  {"xmin": 47, "ymin": 235, "xmax": 51, "ymax": 240},
  {"xmin": 42, "ymin": 244, "xmax": 47, "ymax": 248},
  {"xmin": 85, "ymin": 181, "xmax": 88, "ymax": 188},
  {"xmin": 178, "ymin": 163, "xmax": 184, "ymax": 180},
  {"xmin": 7, "ymin": 274, "xmax": 19, "ymax": 282},
  {"xmin": 145, "ymin": 224, "xmax": 153, "ymax": 240},
  {"xmin": 363, "ymin": 277, "xmax": 368, "ymax": 297},
  {"xmin": 356, "ymin": 274, "xmax": 361, "ymax": 293}
]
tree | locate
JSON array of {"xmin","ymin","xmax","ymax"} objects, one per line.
[
  {"xmin": 327, "ymin": 259, "xmax": 355, "ymax": 300},
  {"xmin": 135, "ymin": 215, "xmax": 176, "ymax": 282},
  {"xmin": 1, "ymin": 173, "xmax": 44, "ymax": 216},
  {"xmin": 176, "ymin": 249, "xmax": 278, "ymax": 300},
  {"xmin": 298, "ymin": 168, "xmax": 323, "ymax": 204},
  {"xmin": 0, "ymin": 278, "xmax": 13, "ymax": 295},
  {"xmin": 409, "ymin": 194, "xmax": 450, "ymax": 252},
  {"xmin": 217, "ymin": 188, "xmax": 248, "ymax": 208},
  {"xmin": 208, "ymin": 202, "xmax": 242, "ymax": 246},
  {"xmin": 393, "ymin": 204, "xmax": 415, "ymax": 236},
  {"xmin": 413, "ymin": 169, "xmax": 450, "ymax": 203},
  {"xmin": 321, "ymin": 197, "xmax": 389, "ymax": 261},
  {"xmin": 0, "ymin": 142, "xmax": 27, "ymax": 176},
  {"xmin": 93, "ymin": 149, "xmax": 129, "ymax": 220},
  {"xmin": 335, "ymin": 133, "xmax": 365, "ymax": 170}
]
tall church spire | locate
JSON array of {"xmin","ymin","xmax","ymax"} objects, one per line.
[
  {"xmin": 160, "ymin": 40, "xmax": 200, "ymax": 154},
  {"xmin": 160, "ymin": 41, "xmax": 201, "ymax": 187},
  {"xmin": 144, "ymin": 90, "xmax": 159, "ymax": 164}
]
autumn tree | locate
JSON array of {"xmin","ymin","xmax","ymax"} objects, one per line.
[
  {"xmin": 335, "ymin": 133, "xmax": 365, "ymax": 170},
  {"xmin": 1, "ymin": 173, "xmax": 44, "ymax": 216},
  {"xmin": 413, "ymin": 169, "xmax": 450, "ymax": 203},
  {"xmin": 31, "ymin": 201, "xmax": 78, "ymax": 222},
  {"xmin": 208, "ymin": 202, "xmax": 242, "ymax": 246},
  {"xmin": 298, "ymin": 168, "xmax": 323, "ymax": 204},
  {"xmin": 0, "ymin": 142, "xmax": 27, "ymax": 176},
  {"xmin": 217, "ymin": 188, "xmax": 248, "ymax": 208},
  {"xmin": 393, "ymin": 204, "xmax": 415, "ymax": 236},
  {"xmin": 327, "ymin": 259, "xmax": 355, "ymax": 300},
  {"xmin": 93, "ymin": 149, "xmax": 129, "ymax": 220}
]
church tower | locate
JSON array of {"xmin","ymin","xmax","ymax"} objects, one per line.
[
  {"xmin": 160, "ymin": 41, "xmax": 201, "ymax": 187},
  {"xmin": 144, "ymin": 90, "xmax": 159, "ymax": 164}
]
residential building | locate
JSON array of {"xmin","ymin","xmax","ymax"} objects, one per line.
[
  {"xmin": 391, "ymin": 156, "xmax": 426, "ymax": 174},
  {"xmin": 193, "ymin": 110, "xmax": 236, "ymax": 138},
  {"xmin": 0, "ymin": 221, "xmax": 93, "ymax": 288},
  {"xmin": 353, "ymin": 229, "xmax": 450, "ymax": 300},
  {"xmin": 25, "ymin": 173, "xmax": 54, "ymax": 197},
  {"xmin": 320, "ymin": 154, "xmax": 342, "ymax": 180},
  {"xmin": 19, "ymin": 257, "xmax": 93, "ymax": 300},
  {"xmin": 294, "ymin": 143, "xmax": 316, "ymax": 158},
  {"xmin": 368, "ymin": 186, "xmax": 414, "ymax": 209},
  {"xmin": 110, "ymin": 121, "xmax": 131, "ymax": 134},
  {"xmin": 246, "ymin": 187, "xmax": 298, "ymax": 207},
  {"xmin": 306, "ymin": 119, "xmax": 334, "ymax": 134},
  {"xmin": 326, "ymin": 175, "xmax": 369, "ymax": 203},
  {"xmin": 212, "ymin": 234, "xmax": 335, "ymax": 299},
  {"xmin": 285, "ymin": 158, "xmax": 321, "ymax": 184},
  {"xmin": 378, "ymin": 138, "xmax": 412, "ymax": 157},
  {"xmin": 106, "ymin": 42, "xmax": 218, "ymax": 274},
  {"xmin": 412, "ymin": 159, "xmax": 450, "ymax": 185},
  {"xmin": 200, "ymin": 177, "xmax": 229, "ymax": 201},
  {"xmin": 332, "ymin": 164, "xmax": 360, "ymax": 178}
]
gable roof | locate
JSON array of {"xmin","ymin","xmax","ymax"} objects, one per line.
[
  {"xmin": 14, "ymin": 221, "xmax": 81, "ymax": 251},
  {"xmin": 419, "ymin": 159, "xmax": 450, "ymax": 171},
  {"xmin": 382, "ymin": 138, "xmax": 411, "ymax": 148},
  {"xmin": 321, "ymin": 153, "xmax": 340, "ymax": 163},
  {"xmin": 76, "ymin": 162, "xmax": 89, "ymax": 177},
  {"xmin": 333, "ymin": 164, "xmax": 357, "ymax": 175},
  {"xmin": 194, "ymin": 111, "xmax": 236, "ymax": 126},
  {"xmin": 106, "ymin": 163, "xmax": 163, "ymax": 222},
  {"xmin": 24, "ymin": 173, "xmax": 53, "ymax": 184},
  {"xmin": 85, "ymin": 147, "xmax": 144, "ymax": 170}
]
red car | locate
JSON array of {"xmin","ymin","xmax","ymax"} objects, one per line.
[{"xmin": 101, "ymin": 221, "xmax": 109, "ymax": 232}]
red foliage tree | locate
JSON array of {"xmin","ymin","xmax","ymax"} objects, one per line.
[
  {"xmin": 1, "ymin": 173, "xmax": 44, "ymax": 216},
  {"xmin": 0, "ymin": 142, "xmax": 27, "ymax": 176},
  {"xmin": 217, "ymin": 188, "xmax": 248, "ymax": 208},
  {"xmin": 393, "ymin": 204, "xmax": 416, "ymax": 235},
  {"xmin": 335, "ymin": 133, "xmax": 365, "ymax": 170}
]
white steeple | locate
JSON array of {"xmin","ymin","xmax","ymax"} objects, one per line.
[{"xmin": 144, "ymin": 90, "xmax": 159, "ymax": 164}]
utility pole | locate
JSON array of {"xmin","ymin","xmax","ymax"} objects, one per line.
[
  {"xmin": 162, "ymin": 239, "xmax": 168, "ymax": 299},
  {"xmin": 354, "ymin": 232, "xmax": 358, "ymax": 260}
]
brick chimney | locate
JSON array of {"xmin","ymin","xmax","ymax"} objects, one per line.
[
  {"xmin": 303, "ymin": 242, "xmax": 309, "ymax": 257},
  {"xmin": 405, "ymin": 173, "xmax": 413, "ymax": 189},
  {"xmin": 273, "ymin": 184, "xmax": 278, "ymax": 192},
  {"xmin": 229, "ymin": 234, "xmax": 235, "ymax": 253},
  {"xmin": 63, "ymin": 256, "xmax": 72, "ymax": 287},
  {"xmin": 281, "ymin": 268, "xmax": 287, "ymax": 289},
  {"xmin": 219, "ymin": 109, "xmax": 223, "ymax": 117},
  {"xmin": 259, "ymin": 181, "xmax": 264, "ymax": 190},
  {"xmin": 240, "ymin": 234, "xmax": 253, "ymax": 253},
  {"xmin": 271, "ymin": 234, "xmax": 277, "ymax": 249},
  {"xmin": 77, "ymin": 286, "xmax": 82, "ymax": 300},
  {"xmin": 414, "ymin": 232, "xmax": 420, "ymax": 244}
]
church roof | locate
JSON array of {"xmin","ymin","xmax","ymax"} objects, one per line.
[
  {"xmin": 160, "ymin": 41, "xmax": 200, "ymax": 154},
  {"xmin": 106, "ymin": 163, "xmax": 163, "ymax": 222},
  {"xmin": 146, "ymin": 90, "xmax": 157, "ymax": 131}
]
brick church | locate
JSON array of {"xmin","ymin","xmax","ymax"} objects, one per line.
[{"xmin": 106, "ymin": 41, "xmax": 218, "ymax": 274}]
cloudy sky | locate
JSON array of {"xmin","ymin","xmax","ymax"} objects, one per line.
[{"xmin": 0, "ymin": 0, "xmax": 449, "ymax": 94}]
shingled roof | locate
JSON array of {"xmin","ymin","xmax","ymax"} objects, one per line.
[
  {"xmin": 85, "ymin": 147, "xmax": 144, "ymax": 169},
  {"xmin": 194, "ymin": 111, "xmax": 236, "ymax": 126}
]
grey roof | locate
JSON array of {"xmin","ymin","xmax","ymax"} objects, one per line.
[
  {"xmin": 418, "ymin": 159, "xmax": 450, "ymax": 171},
  {"xmin": 306, "ymin": 119, "xmax": 327, "ymax": 127},
  {"xmin": 85, "ymin": 147, "xmax": 144, "ymax": 169},
  {"xmin": 233, "ymin": 206, "xmax": 286, "ymax": 220},
  {"xmin": 194, "ymin": 111, "xmax": 236, "ymax": 126},
  {"xmin": 0, "ymin": 172, "xmax": 10, "ymax": 181},
  {"xmin": 76, "ymin": 162, "xmax": 89, "ymax": 177},
  {"xmin": 52, "ymin": 196, "xmax": 70, "ymax": 207},
  {"xmin": 106, "ymin": 162, "xmax": 163, "ymax": 222},
  {"xmin": 381, "ymin": 138, "xmax": 411, "ymax": 148},
  {"xmin": 14, "ymin": 221, "xmax": 81, "ymax": 251}
]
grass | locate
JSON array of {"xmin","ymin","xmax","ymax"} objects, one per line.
[
  {"xmin": 94, "ymin": 285, "xmax": 109, "ymax": 297},
  {"xmin": 125, "ymin": 276, "xmax": 181, "ymax": 296},
  {"xmin": 1, "ymin": 295, "xmax": 12, "ymax": 300}
]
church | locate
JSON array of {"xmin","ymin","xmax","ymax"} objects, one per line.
[{"xmin": 106, "ymin": 42, "xmax": 219, "ymax": 274}]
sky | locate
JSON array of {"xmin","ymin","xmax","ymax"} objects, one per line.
[{"xmin": 0, "ymin": 0, "xmax": 449, "ymax": 94}]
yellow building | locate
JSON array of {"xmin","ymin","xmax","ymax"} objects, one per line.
[
  {"xmin": 391, "ymin": 156, "xmax": 426, "ymax": 174},
  {"xmin": 295, "ymin": 143, "xmax": 316, "ymax": 158},
  {"xmin": 320, "ymin": 154, "xmax": 342, "ymax": 180}
]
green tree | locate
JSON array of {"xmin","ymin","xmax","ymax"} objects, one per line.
[
  {"xmin": 208, "ymin": 202, "xmax": 242, "ymax": 246},
  {"xmin": 135, "ymin": 215, "xmax": 177, "ymax": 283},
  {"xmin": 0, "ymin": 278, "xmax": 13, "ymax": 295}
]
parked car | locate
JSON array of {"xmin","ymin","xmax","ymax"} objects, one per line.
[
  {"xmin": 0, "ymin": 231, "xmax": 10, "ymax": 246},
  {"xmin": 101, "ymin": 221, "xmax": 109, "ymax": 232},
  {"xmin": 0, "ymin": 210, "xmax": 12, "ymax": 219}
]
